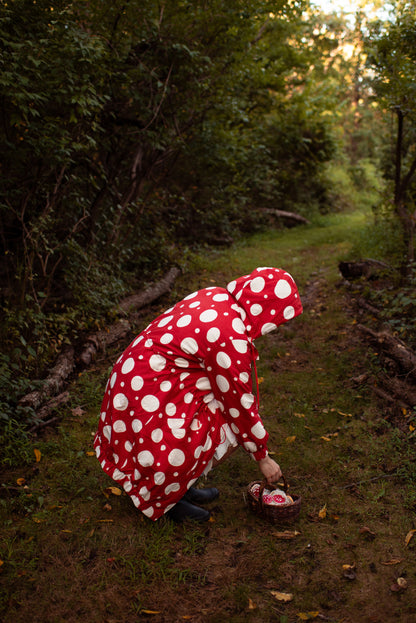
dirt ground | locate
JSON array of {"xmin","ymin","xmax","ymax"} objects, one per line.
[{"xmin": 1, "ymin": 237, "xmax": 416, "ymax": 623}]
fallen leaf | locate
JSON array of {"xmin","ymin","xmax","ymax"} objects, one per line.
[
  {"xmin": 318, "ymin": 504, "xmax": 327, "ymax": 519},
  {"xmin": 359, "ymin": 526, "xmax": 376, "ymax": 540},
  {"xmin": 271, "ymin": 590, "xmax": 293, "ymax": 602},
  {"xmin": 410, "ymin": 424, "xmax": 415, "ymax": 432},
  {"xmin": 272, "ymin": 530, "xmax": 301, "ymax": 540},
  {"xmin": 141, "ymin": 610, "xmax": 161, "ymax": 615},
  {"xmin": 337, "ymin": 410, "xmax": 352, "ymax": 417},
  {"xmin": 248, "ymin": 597, "xmax": 256, "ymax": 610},
  {"xmin": 391, "ymin": 577, "xmax": 408, "ymax": 592},
  {"xmin": 34, "ymin": 448, "xmax": 41, "ymax": 462},
  {"xmin": 71, "ymin": 406, "xmax": 85, "ymax": 417},
  {"xmin": 321, "ymin": 436, "xmax": 331, "ymax": 442},
  {"xmin": 182, "ymin": 616, "xmax": 193, "ymax": 620},
  {"xmin": 342, "ymin": 563, "xmax": 356, "ymax": 580},
  {"xmin": 294, "ymin": 412, "xmax": 305, "ymax": 418},
  {"xmin": 86, "ymin": 451, "xmax": 95, "ymax": 456},
  {"xmin": 381, "ymin": 558, "xmax": 403, "ymax": 566},
  {"xmin": 258, "ymin": 377, "xmax": 264, "ymax": 384},
  {"xmin": 285, "ymin": 435, "xmax": 296, "ymax": 443},
  {"xmin": 16, "ymin": 477, "xmax": 26, "ymax": 486},
  {"xmin": 405, "ymin": 529, "xmax": 416, "ymax": 547},
  {"xmin": 297, "ymin": 613, "xmax": 320, "ymax": 621},
  {"xmin": 103, "ymin": 503, "xmax": 112, "ymax": 511},
  {"xmin": 104, "ymin": 486, "xmax": 122, "ymax": 496}
]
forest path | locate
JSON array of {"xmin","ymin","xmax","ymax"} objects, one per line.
[{"xmin": 2, "ymin": 210, "xmax": 415, "ymax": 623}]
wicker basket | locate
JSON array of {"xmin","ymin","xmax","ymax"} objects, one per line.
[{"xmin": 246, "ymin": 476, "xmax": 301, "ymax": 524}]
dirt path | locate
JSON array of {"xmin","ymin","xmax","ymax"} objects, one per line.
[{"xmin": 1, "ymin": 215, "xmax": 416, "ymax": 623}]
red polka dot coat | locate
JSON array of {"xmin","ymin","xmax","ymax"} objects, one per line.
[{"xmin": 94, "ymin": 267, "xmax": 303, "ymax": 520}]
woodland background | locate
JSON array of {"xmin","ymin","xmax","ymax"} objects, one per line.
[{"xmin": 1, "ymin": 0, "xmax": 416, "ymax": 463}]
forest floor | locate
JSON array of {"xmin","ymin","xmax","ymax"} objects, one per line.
[{"xmin": 1, "ymin": 210, "xmax": 416, "ymax": 623}]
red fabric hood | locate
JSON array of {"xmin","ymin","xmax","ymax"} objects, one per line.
[{"xmin": 226, "ymin": 267, "xmax": 303, "ymax": 340}]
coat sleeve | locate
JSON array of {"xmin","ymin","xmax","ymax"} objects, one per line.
[{"xmin": 203, "ymin": 335, "xmax": 269, "ymax": 461}]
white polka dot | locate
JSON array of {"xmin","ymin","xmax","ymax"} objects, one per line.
[
  {"xmin": 239, "ymin": 371, "xmax": 250, "ymax": 383},
  {"xmin": 158, "ymin": 314, "xmax": 173, "ymax": 327},
  {"xmin": 232, "ymin": 339, "xmax": 248, "ymax": 354},
  {"xmin": 165, "ymin": 403, "xmax": 176, "ymax": 416},
  {"xmin": 103, "ymin": 425, "xmax": 112, "ymax": 441},
  {"xmin": 184, "ymin": 392, "xmax": 194, "ymax": 404},
  {"xmin": 174, "ymin": 357, "xmax": 189, "ymax": 368},
  {"xmin": 145, "ymin": 339, "xmax": 153, "ymax": 348},
  {"xmin": 241, "ymin": 393, "xmax": 255, "ymax": 409},
  {"xmin": 160, "ymin": 380, "xmax": 171, "ymax": 392},
  {"xmin": 112, "ymin": 468, "xmax": 125, "ymax": 481},
  {"xmin": 151, "ymin": 428, "xmax": 163, "ymax": 443},
  {"xmin": 160, "ymin": 332, "xmax": 173, "ymax": 344},
  {"xmin": 261, "ymin": 322, "xmax": 277, "ymax": 335},
  {"xmin": 243, "ymin": 441, "xmax": 257, "ymax": 453},
  {"xmin": 131, "ymin": 335, "xmax": 144, "ymax": 348},
  {"xmin": 189, "ymin": 301, "xmax": 200, "ymax": 308},
  {"xmin": 149, "ymin": 354, "xmax": 166, "ymax": 371},
  {"xmin": 137, "ymin": 450, "xmax": 154, "ymax": 467},
  {"xmin": 124, "ymin": 481, "xmax": 132, "ymax": 493},
  {"xmin": 251, "ymin": 421, "xmax": 267, "ymax": 439},
  {"xmin": 113, "ymin": 420, "xmax": 127, "ymax": 433},
  {"xmin": 142, "ymin": 507, "xmax": 154, "ymax": 518},
  {"xmin": 125, "ymin": 440, "xmax": 133, "ymax": 452},
  {"xmin": 229, "ymin": 408, "xmax": 240, "ymax": 418},
  {"xmin": 172, "ymin": 428, "xmax": 186, "ymax": 439},
  {"xmin": 227, "ymin": 280, "xmax": 236, "ymax": 293},
  {"xmin": 284, "ymin": 306, "xmax": 295, "ymax": 319},
  {"xmin": 139, "ymin": 486, "xmax": 151, "ymax": 501},
  {"xmin": 110, "ymin": 372, "xmax": 117, "ymax": 388},
  {"xmin": 216, "ymin": 375, "xmax": 230, "ymax": 392},
  {"xmin": 121, "ymin": 357, "xmax": 135, "ymax": 374},
  {"xmin": 216, "ymin": 351, "xmax": 232, "ymax": 369},
  {"xmin": 200, "ymin": 309, "xmax": 218, "ymax": 323},
  {"xmin": 154, "ymin": 471, "xmax": 165, "ymax": 485},
  {"xmin": 207, "ymin": 327, "xmax": 220, "ymax": 342},
  {"xmin": 194, "ymin": 445, "xmax": 203, "ymax": 459},
  {"xmin": 113, "ymin": 393, "xmax": 128, "ymax": 411},
  {"xmin": 141, "ymin": 395, "xmax": 159, "ymax": 412},
  {"xmin": 131, "ymin": 375, "xmax": 144, "ymax": 391},
  {"xmin": 184, "ymin": 291, "xmax": 198, "ymax": 300},
  {"xmin": 232, "ymin": 318, "xmax": 245, "ymax": 334},
  {"xmin": 132, "ymin": 419, "xmax": 142, "ymax": 433},
  {"xmin": 213, "ymin": 293, "xmax": 229, "ymax": 302},
  {"xmin": 168, "ymin": 449, "xmax": 185, "ymax": 466},
  {"xmin": 196, "ymin": 376, "xmax": 211, "ymax": 391},
  {"xmin": 177, "ymin": 314, "xmax": 192, "ymax": 327},
  {"xmin": 275, "ymin": 279, "xmax": 292, "ymax": 299},
  {"xmin": 180, "ymin": 337, "xmax": 199, "ymax": 355},
  {"xmin": 231, "ymin": 423, "xmax": 240, "ymax": 435},
  {"xmin": 190, "ymin": 418, "xmax": 202, "ymax": 431},
  {"xmin": 250, "ymin": 303, "xmax": 263, "ymax": 316},
  {"xmin": 165, "ymin": 482, "xmax": 181, "ymax": 494},
  {"xmin": 250, "ymin": 276, "xmax": 265, "ymax": 292}
]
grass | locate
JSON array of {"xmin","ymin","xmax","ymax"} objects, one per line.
[{"xmin": 1, "ymin": 209, "xmax": 416, "ymax": 622}]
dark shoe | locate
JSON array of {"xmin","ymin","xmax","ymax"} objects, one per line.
[
  {"xmin": 166, "ymin": 500, "xmax": 211, "ymax": 523},
  {"xmin": 184, "ymin": 486, "xmax": 220, "ymax": 505}
]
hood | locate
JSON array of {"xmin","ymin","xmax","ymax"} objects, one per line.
[{"xmin": 226, "ymin": 266, "xmax": 303, "ymax": 341}]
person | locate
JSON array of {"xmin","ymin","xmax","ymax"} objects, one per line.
[{"xmin": 94, "ymin": 267, "xmax": 303, "ymax": 522}]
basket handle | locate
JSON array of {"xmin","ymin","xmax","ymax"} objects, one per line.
[{"xmin": 258, "ymin": 475, "xmax": 288, "ymax": 510}]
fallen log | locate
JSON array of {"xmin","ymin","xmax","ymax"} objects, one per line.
[
  {"xmin": 117, "ymin": 266, "xmax": 180, "ymax": 314},
  {"xmin": 19, "ymin": 347, "xmax": 75, "ymax": 411},
  {"xmin": 262, "ymin": 208, "xmax": 311, "ymax": 227},
  {"xmin": 339, "ymin": 259, "xmax": 392, "ymax": 281},
  {"xmin": 357, "ymin": 324, "xmax": 416, "ymax": 381},
  {"xmin": 20, "ymin": 266, "xmax": 181, "ymax": 418}
]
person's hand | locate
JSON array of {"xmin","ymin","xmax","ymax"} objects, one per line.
[{"xmin": 258, "ymin": 456, "xmax": 282, "ymax": 484}]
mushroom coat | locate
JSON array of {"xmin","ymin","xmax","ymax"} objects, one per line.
[{"xmin": 94, "ymin": 267, "xmax": 302, "ymax": 520}]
